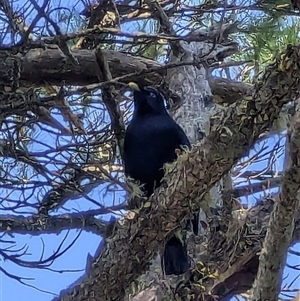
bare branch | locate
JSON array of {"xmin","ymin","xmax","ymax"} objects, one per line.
[
  {"xmin": 94, "ymin": 46, "xmax": 126, "ymax": 157},
  {"xmin": 0, "ymin": 212, "xmax": 115, "ymax": 236}
]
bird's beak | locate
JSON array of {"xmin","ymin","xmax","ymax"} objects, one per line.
[{"xmin": 128, "ymin": 82, "xmax": 141, "ymax": 91}]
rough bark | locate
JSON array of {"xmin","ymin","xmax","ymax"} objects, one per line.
[
  {"xmin": 0, "ymin": 47, "xmax": 246, "ymax": 106},
  {"xmin": 208, "ymin": 76, "xmax": 253, "ymax": 105},
  {"xmin": 249, "ymin": 101, "xmax": 300, "ymax": 301},
  {"xmin": 126, "ymin": 198, "xmax": 300, "ymax": 301},
  {"xmin": 167, "ymin": 38, "xmax": 225, "ymax": 292},
  {"xmin": 57, "ymin": 44, "xmax": 300, "ymax": 301}
]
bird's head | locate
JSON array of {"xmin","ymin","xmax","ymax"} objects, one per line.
[{"xmin": 128, "ymin": 82, "xmax": 168, "ymax": 116}]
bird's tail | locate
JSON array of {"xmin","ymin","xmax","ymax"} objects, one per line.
[
  {"xmin": 192, "ymin": 213, "xmax": 199, "ymax": 235},
  {"xmin": 162, "ymin": 234, "xmax": 190, "ymax": 275}
]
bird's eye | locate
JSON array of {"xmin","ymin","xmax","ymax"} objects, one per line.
[
  {"xmin": 144, "ymin": 87, "xmax": 159, "ymax": 99},
  {"xmin": 149, "ymin": 91, "xmax": 156, "ymax": 98}
]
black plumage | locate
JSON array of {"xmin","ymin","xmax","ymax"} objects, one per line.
[{"xmin": 123, "ymin": 82, "xmax": 197, "ymax": 275}]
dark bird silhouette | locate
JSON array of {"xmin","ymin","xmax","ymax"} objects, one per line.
[{"xmin": 123, "ymin": 82, "xmax": 198, "ymax": 275}]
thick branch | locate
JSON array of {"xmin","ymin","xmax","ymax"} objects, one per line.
[
  {"xmin": 57, "ymin": 45, "xmax": 300, "ymax": 301},
  {"xmin": 249, "ymin": 101, "xmax": 300, "ymax": 300},
  {"xmin": 208, "ymin": 76, "xmax": 253, "ymax": 105},
  {"xmin": 19, "ymin": 46, "xmax": 161, "ymax": 86},
  {"xmin": 0, "ymin": 47, "xmax": 246, "ymax": 105}
]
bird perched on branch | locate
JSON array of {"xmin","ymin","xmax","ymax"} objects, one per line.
[{"xmin": 124, "ymin": 82, "xmax": 198, "ymax": 275}]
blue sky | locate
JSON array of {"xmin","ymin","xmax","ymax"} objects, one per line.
[{"xmin": 0, "ymin": 0, "xmax": 299, "ymax": 301}]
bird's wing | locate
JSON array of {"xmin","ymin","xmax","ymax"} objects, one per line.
[{"xmin": 175, "ymin": 124, "xmax": 191, "ymax": 149}]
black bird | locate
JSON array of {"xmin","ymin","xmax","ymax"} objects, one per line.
[{"xmin": 123, "ymin": 82, "xmax": 198, "ymax": 275}]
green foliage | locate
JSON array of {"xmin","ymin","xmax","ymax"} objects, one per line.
[{"xmin": 225, "ymin": 1, "xmax": 300, "ymax": 82}]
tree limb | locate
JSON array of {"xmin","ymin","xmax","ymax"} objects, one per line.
[
  {"xmin": 0, "ymin": 212, "xmax": 115, "ymax": 236},
  {"xmin": 208, "ymin": 76, "xmax": 253, "ymax": 105},
  {"xmin": 249, "ymin": 98, "xmax": 300, "ymax": 301},
  {"xmin": 0, "ymin": 47, "xmax": 246, "ymax": 106}
]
